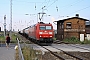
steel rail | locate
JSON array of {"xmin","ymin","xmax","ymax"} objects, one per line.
[
  {"xmin": 41, "ymin": 46, "xmax": 65, "ymax": 60},
  {"xmin": 52, "ymin": 46, "xmax": 83, "ymax": 60}
]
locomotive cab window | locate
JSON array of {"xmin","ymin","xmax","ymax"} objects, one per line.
[
  {"xmin": 40, "ymin": 26, "xmax": 45, "ymax": 30},
  {"xmin": 40, "ymin": 26, "xmax": 52, "ymax": 30},
  {"xmin": 46, "ymin": 26, "xmax": 52, "ymax": 30}
]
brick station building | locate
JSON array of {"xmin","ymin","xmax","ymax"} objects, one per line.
[{"xmin": 55, "ymin": 14, "xmax": 89, "ymax": 41}]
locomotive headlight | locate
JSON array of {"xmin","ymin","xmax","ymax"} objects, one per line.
[
  {"xmin": 40, "ymin": 36, "xmax": 42, "ymax": 37},
  {"xmin": 50, "ymin": 36, "xmax": 52, "ymax": 37},
  {"xmin": 49, "ymin": 32, "xmax": 52, "ymax": 34},
  {"xmin": 39, "ymin": 32, "xmax": 43, "ymax": 34}
]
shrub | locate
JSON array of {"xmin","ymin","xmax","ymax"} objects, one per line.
[{"xmin": 63, "ymin": 36, "xmax": 81, "ymax": 44}]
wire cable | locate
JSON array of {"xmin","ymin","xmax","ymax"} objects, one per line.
[
  {"xmin": 46, "ymin": 0, "xmax": 58, "ymax": 8},
  {"xmin": 66, "ymin": 5, "xmax": 90, "ymax": 15}
]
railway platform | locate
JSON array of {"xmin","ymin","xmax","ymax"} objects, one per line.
[{"xmin": 0, "ymin": 43, "xmax": 16, "ymax": 60}]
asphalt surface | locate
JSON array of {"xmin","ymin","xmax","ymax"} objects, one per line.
[{"xmin": 0, "ymin": 44, "xmax": 16, "ymax": 60}]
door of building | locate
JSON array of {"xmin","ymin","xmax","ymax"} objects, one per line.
[{"xmin": 80, "ymin": 34, "xmax": 84, "ymax": 42}]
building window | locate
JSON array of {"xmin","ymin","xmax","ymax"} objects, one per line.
[
  {"xmin": 60, "ymin": 25, "xmax": 61, "ymax": 29},
  {"xmin": 60, "ymin": 23, "xmax": 64, "ymax": 29},
  {"xmin": 59, "ymin": 23, "xmax": 61, "ymax": 29},
  {"xmin": 66, "ymin": 22, "xmax": 71, "ymax": 29},
  {"xmin": 62, "ymin": 24, "xmax": 64, "ymax": 29}
]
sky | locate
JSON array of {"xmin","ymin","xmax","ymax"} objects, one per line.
[{"xmin": 0, "ymin": 0, "xmax": 90, "ymax": 31}]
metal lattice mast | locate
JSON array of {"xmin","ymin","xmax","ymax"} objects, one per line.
[{"xmin": 10, "ymin": 0, "xmax": 12, "ymax": 36}]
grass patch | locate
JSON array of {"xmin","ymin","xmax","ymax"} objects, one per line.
[
  {"xmin": 53, "ymin": 37, "xmax": 56, "ymax": 40},
  {"xmin": 15, "ymin": 49, "xmax": 19, "ymax": 60},
  {"xmin": 63, "ymin": 37, "xmax": 81, "ymax": 44},
  {"xmin": 63, "ymin": 37, "xmax": 90, "ymax": 44},
  {"xmin": 22, "ymin": 46, "xmax": 42, "ymax": 60},
  {"xmin": 0, "ymin": 36, "xmax": 5, "ymax": 40},
  {"xmin": 81, "ymin": 40, "xmax": 90, "ymax": 44},
  {"xmin": 0, "ymin": 31, "xmax": 18, "ymax": 43}
]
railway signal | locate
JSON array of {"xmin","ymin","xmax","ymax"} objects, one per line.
[{"xmin": 4, "ymin": 15, "xmax": 6, "ymax": 37}]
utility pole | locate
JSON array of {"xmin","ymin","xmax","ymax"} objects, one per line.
[
  {"xmin": 10, "ymin": 0, "xmax": 12, "ymax": 37},
  {"xmin": 4, "ymin": 15, "xmax": 6, "ymax": 37}
]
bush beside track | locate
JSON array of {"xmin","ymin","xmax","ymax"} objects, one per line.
[
  {"xmin": 0, "ymin": 31, "xmax": 18, "ymax": 43},
  {"xmin": 54, "ymin": 37, "xmax": 90, "ymax": 44}
]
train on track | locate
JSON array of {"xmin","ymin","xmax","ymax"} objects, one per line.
[{"xmin": 19, "ymin": 22, "xmax": 54, "ymax": 45}]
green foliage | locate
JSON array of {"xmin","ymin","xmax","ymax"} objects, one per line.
[
  {"xmin": 0, "ymin": 36, "xmax": 5, "ymax": 40},
  {"xmin": 63, "ymin": 37, "xmax": 81, "ymax": 44},
  {"xmin": 0, "ymin": 32, "xmax": 17, "ymax": 43},
  {"xmin": 15, "ymin": 49, "xmax": 19, "ymax": 60},
  {"xmin": 11, "ymin": 33, "xmax": 17, "ymax": 40},
  {"xmin": 63, "ymin": 36, "xmax": 90, "ymax": 44},
  {"xmin": 22, "ymin": 46, "xmax": 41, "ymax": 60},
  {"xmin": 53, "ymin": 38, "xmax": 56, "ymax": 40},
  {"xmin": 81, "ymin": 40, "xmax": 90, "ymax": 44}
]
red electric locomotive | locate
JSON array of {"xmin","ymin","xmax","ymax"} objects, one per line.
[{"xmin": 24, "ymin": 22, "xmax": 54, "ymax": 44}]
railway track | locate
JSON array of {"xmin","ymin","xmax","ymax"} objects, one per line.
[
  {"xmin": 53, "ymin": 40, "xmax": 69, "ymax": 44},
  {"xmin": 67, "ymin": 44, "xmax": 90, "ymax": 52},
  {"xmin": 54, "ymin": 40, "xmax": 90, "ymax": 52},
  {"xmin": 53, "ymin": 40, "xmax": 90, "ymax": 60},
  {"xmin": 17, "ymin": 33, "xmax": 90, "ymax": 60},
  {"xmin": 41, "ymin": 46, "xmax": 83, "ymax": 60}
]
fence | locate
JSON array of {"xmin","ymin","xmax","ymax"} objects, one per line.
[{"xmin": 17, "ymin": 38, "xmax": 24, "ymax": 60}]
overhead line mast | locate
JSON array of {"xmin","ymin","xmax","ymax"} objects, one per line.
[
  {"xmin": 38, "ymin": 6, "xmax": 46, "ymax": 22},
  {"xmin": 10, "ymin": 0, "xmax": 12, "ymax": 36}
]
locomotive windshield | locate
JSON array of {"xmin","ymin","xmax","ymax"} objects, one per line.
[
  {"xmin": 46, "ymin": 26, "xmax": 52, "ymax": 30},
  {"xmin": 40, "ymin": 26, "xmax": 52, "ymax": 30}
]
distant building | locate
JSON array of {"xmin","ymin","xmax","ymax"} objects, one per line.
[{"xmin": 55, "ymin": 14, "xmax": 89, "ymax": 41}]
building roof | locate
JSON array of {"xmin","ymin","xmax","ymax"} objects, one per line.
[{"xmin": 54, "ymin": 16, "xmax": 89, "ymax": 22}]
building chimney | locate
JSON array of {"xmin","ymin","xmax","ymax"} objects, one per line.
[{"xmin": 76, "ymin": 14, "xmax": 79, "ymax": 17}]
